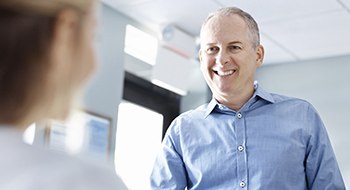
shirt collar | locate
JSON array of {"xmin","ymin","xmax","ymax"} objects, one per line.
[
  {"xmin": 204, "ymin": 98, "xmax": 218, "ymax": 118},
  {"xmin": 254, "ymin": 82, "xmax": 275, "ymax": 104},
  {"xmin": 204, "ymin": 82, "xmax": 275, "ymax": 118}
]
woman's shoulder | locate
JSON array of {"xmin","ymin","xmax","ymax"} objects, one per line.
[{"xmin": 0, "ymin": 130, "xmax": 127, "ymax": 190}]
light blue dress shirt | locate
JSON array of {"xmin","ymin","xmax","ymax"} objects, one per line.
[{"xmin": 150, "ymin": 84, "xmax": 345, "ymax": 190}]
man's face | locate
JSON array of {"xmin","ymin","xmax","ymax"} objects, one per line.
[{"xmin": 200, "ymin": 14, "xmax": 264, "ymax": 102}]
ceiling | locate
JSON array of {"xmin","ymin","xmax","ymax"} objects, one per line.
[{"xmin": 102, "ymin": 0, "xmax": 350, "ymax": 65}]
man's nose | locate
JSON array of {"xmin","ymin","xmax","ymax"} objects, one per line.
[{"xmin": 216, "ymin": 50, "xmax": 229, "ymax": 65}]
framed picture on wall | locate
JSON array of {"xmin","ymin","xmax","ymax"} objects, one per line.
[{"xmin": 46, "ymin": 110, "xmax": 112, "ymax": 160}]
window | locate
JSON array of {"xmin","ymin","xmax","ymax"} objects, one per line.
[
  {"xmin": 124, "ymin": 24, "xmax": 158, "ymax": 65},
  {"xmin": 114, "ymin": 72, "xmax": 180, "ymax": 189},
  {"xmin": 115, "ymin": 101, "xmax": 163, "ymax": 189}
]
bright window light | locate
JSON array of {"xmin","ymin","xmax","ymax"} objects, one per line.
[
  {"xmin": 115, "ymin": 101, "xmax": 163, "ymax": 190},
  {"xmin": 23, "ymin": 123, "xmax": 36, "ymax": 145},
  {"xmin": 124, "ymin": 24, "xmax": 158, "ymax": 65},
  {"xmin": 151, "ymin": 79, "xmax": 188, "ymax": 96},
  {"xmin": 48, "ymin": 112, "xmax": 85, "ymax": 155},
  {"xmin": 48, "ymin": 111, "xmax": 111, "ymax": 159},
  {"xmin": 64, "ymin": 112, "xmax": 86, "ymax": 155}
]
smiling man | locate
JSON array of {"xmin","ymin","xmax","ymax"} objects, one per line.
[{"xmin": 150, "ymin": 7, "xmax": 345, "ymax": 190}]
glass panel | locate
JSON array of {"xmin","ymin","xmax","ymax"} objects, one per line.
[{"xmin": 115, "ymin": 101, "xmax": 163, "ymax": 190}]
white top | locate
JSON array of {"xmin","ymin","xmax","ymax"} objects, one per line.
[{"xmin": 0, "ymin": 126, "xmax": 127, "ymax": 190}]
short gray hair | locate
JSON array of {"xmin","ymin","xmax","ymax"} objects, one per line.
[{"xmin": 200, "ymin": 7, "xmax": 260, "ymax": 47}]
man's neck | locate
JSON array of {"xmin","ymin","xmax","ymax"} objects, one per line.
[{"xmin": 215, "ymin": 86, "xmax": 255, "ymax": 112}]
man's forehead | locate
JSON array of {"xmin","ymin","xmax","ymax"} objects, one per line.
[
  {"xmin": 203, "ymin": 14, "xmax": 246, "ymax": 30},
  {"xmin": 200, "ymin": 15, "xmax": 249, "ymax": 44},
  {"xmin": 202, "ymin": 15, "xmax": 247, "ymax": 36}
]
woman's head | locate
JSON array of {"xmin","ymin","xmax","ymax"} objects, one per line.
[{"xmin": 0, "ymin": 0, "xmax": 97, "ymax": 127}]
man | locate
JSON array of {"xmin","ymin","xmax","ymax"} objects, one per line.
[{"xmin": 150, "ymin": 7, "xmax": 345, "ymax": 190}]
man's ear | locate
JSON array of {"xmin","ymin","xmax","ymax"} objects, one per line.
[
  {"xmin": 199, "ymin": 49, "xmax": 203, "ymax": 63},
  {"xmin": 255, "ymin": 44, "xmax": 264, "ymax": 67}
]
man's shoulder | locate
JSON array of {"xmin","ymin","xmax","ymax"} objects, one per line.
[
  {"xmin": 265, "ymin": 92, "xmax": 318, "ymax": 116},
  {"xmin": 177, "ymin": 103, "xmax": 210, "ymax": 120},
  {"xmin": 169, "ymin": 103, "xmax": 210, "ymax": 129},
  {"xmin": 269, "ymin": 92, "xmax": 311, "ymax": 106}
]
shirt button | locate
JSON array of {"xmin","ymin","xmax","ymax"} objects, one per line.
[
  {"xmin": 238, "ymin": 145, "xmax": 244, "ymax": 152},
  {"xmin": 237, "ymin": 113, "xmax": 242, "ymax": 119},
  {"xmin": 240, "ymin": 181, "xmax": 246, "ymax": 188}
]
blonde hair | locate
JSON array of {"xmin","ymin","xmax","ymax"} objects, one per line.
[
  {"xmin": 0, "ymin": 0, "xmax": 95, "ymax": 127},
  {"xmin": 0, "ymin": 0, "xmax": 94, "ymax": 15}
]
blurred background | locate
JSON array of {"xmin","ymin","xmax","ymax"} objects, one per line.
[{"xmin": 24, "ymin": 0, "xmax": 350, "ymax": 189}]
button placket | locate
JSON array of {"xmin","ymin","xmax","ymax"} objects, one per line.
[{"xmin": 235, "ymin": 111, "xmax": 247, "ymax": 189}]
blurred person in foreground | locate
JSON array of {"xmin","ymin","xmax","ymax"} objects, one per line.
[
  {"xmin": 0, "ymin": 0, "xmax": 127, "ymax": 189},
  {"xmin": 150, "ymin": 7, "xmax": 345, "ymax": 189}
]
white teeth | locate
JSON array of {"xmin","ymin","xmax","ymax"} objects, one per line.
[{"xmin": 217, "ymin": 70, "xmax": 234, "ymax": 76}]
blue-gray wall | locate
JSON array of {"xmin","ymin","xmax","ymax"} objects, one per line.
[{"xmin": 83, "ymin": 4, "xmax": 128, "ymax": 162}]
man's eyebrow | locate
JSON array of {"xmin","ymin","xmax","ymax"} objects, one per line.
[
  {"xmin": 204, "ymin": 43, "xmax": 217, "ymax": 46},
  {"xmin": 228, "ymin": 41, "xmax": 243, "ymax": 45},
  {"xmin": 204, "ymin": 41, "xmax": 243, "ymax": 46}
]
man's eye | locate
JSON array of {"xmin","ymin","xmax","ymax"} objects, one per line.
[
  {"xmin": 206, "ymin": 47, "xmax": 219, "ymax": 54},
  {"xmin": 229, "ymin": 45, "xmax": 241, "ymax": 50}
]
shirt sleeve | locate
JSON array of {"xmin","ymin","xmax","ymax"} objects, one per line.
[
  {"xmin": 150, "ymin": 120, "xmax": 187, "ymax": 190},
  {"xmin": 305, "ymin": 104, "xmax": 345, "ymax": 190}
]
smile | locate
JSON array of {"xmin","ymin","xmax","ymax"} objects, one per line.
[{"xmin": 213, "ymin": 69, "xmax": 236, "ymax": 76}]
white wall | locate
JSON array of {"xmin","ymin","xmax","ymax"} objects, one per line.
[
  {"xmin": 256, "ymin": 55, "xmax": 350, "ymax": 188},
  {"xmin": 180, "ymin": 63, "xmax": 209, "ymax": 113},
  {"xmin": 82, "ymin": 4, "xmax": 128, "ymax": 162}
]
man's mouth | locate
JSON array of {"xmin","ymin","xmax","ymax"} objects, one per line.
[{"xmin": 213, "ymin": 69, "xmax": 236, "ymax": 76}]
